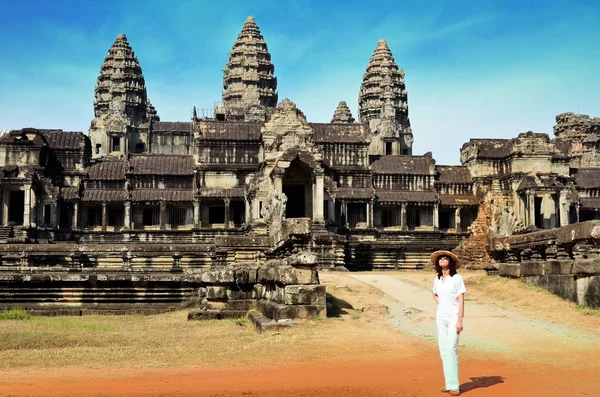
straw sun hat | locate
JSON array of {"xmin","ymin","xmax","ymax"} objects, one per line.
[{"xmin": 430, "ymin": 250, "xmax": 461, "ymax": 268}]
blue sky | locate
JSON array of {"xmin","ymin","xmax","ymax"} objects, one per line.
[{"xmin": 0, "ymin": 0, "xmax": 598, "ymax": 165}]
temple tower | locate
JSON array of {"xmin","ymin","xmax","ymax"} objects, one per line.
[
  {"xmin": 359, "ymin": 40, "xmax": 412, "ymax": 156},
  {"xmin": 221, "ymin": 16, "xmax": 278, "ymax": 122},
  {"xmin": 331, "ymin": 101, "xmax": 355, "ymax": 123},
  {"xmin": 89, "ymin": 34, "xmax": 156, "ymax": 158}
]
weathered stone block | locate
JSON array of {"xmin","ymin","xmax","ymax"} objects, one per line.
[
  {"xmin": 206, "ymin": 286, "xmax": 227, "ymax": 300},
  {"xmin": 284, "ymin": 285, "xmax": 326, "ymax": 306},
  {"xmin": 498, "ymin": 263, "xmax": 520, "ymax": 278},
  {"xmin": 257, "ymin": 266, "xmax": 277, "ymax": 283},
  {"xmin": 545, "ymin": 260, "xmax": 574, "ymax": 275},
  {"xmin": 275, "ymin": 265, "xmax": 315, "ymax": 285},
  {"xmin": 523, "ymin": 275, "xmax": 577, "ymax": 303},
  {"xmin": 226, "ymin": 287, "xmax": 255, "ymax": 300},
  {"xmin": 258, "ymin": 300, "xmax": 326, "ymax": 320},
  {"xmin": 581, "ymin": 276, "xmax": 600, "ymax": 308},
  {"xmin": 224, "ymin": 299, "xmax": 256, "ymax": 311},
  {"xmin": 253, "ymin": 283, "xmax": 265, "ymax": 300},
  {"xmin": 287, "ymin": 252, "xmax": 318, "ymax": 266},
  {"xmin": 519, "ymin": 262, "xmax": 545, "ymax": 277},
  {"xmin": 572, "ymin": 258, "xmax": 600, "ymax": 275}
]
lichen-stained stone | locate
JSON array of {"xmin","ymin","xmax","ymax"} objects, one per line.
[
  {"xmin": 545, "ymin": 260, "xmax": 574, "ymax": 275},
  {"xmin": 258, "ymin": 300, "xmax": 326, "ymax": 320},
  {"xmin": 206, "ymin": 286, "xmax": 227, "ymax": 300},
  {"xmin": 498, "ymin": 263, "xmax": 521, "ymax": 278},
  {"xmin": 572, "ymin": 258, "xmax": 600, "ymax": 275},
  {"xmin": 286, "ymin": 252, "xmax": 318, "ymax": 266},
  {"xmin": 274, "ymin": 265, "xmax": 315, "ymax": 285},
  {"xmin": 226, "ymin": 287, "xmax": 255, "ymax": 300},
  {"xmin": 284, "ymin": 285, "xmax": 326, "ymax": 306},
  {"xmin": 519, "ymin": 262, "xmax": 546, "ymax": 277}
]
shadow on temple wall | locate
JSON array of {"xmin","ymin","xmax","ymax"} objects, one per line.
[
  {"xmin": 326, "ymin": 292, "xmax": 353, "ymax": 318},
  {"xmin": 460, "ymin": 375, "xmax": 505, "ymax": 393}
]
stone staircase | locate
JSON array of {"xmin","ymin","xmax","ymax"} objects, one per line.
[{"xmin": 0, "ymin": 226, "xmax": 13, "ymax": 243}]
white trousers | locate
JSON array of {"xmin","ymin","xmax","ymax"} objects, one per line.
[{"xmin": 436, "ymin": 316, "xmax": 460, "ymax": 390}]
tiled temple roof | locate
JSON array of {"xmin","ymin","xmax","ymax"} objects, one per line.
[
  {"xmin": 61, "ymin": 186, "xmax": 80, "ymax": 201},
  {"xmin": 151, "ymin": 122, "xmax": 192, "ymax": 133},
  {"xmin": 82, "ymin": 189, "xmax": 126, "ymax": 202},
  {"xmin": 436, "ymin": 166, "xmax": 472, "ymax": 183},
  {"xmin": 131, "ymin": 189, "xmax": 193, "ymax": 202},
  {"xmin": 311, "ymin": 123, "xmax": 369, "ymax": 143},
  {"xmin": 462, "ymin": 139, "xmax": 513, "ymax": 159},
  {"xmin": 198, "ymin": 121, "xmax": 262, "ymax": 141},
  {"xmin": 87, "ymin": 160, "xmax": 127, "ymax": 180},
  {"xmin": 376, "ymin": 190, "xmax": 438, "ymax": 203},
  {"xmin": 516, "ymin": 176, "xmax": 538, "ymax": 191},
  {"xmin": 130, "ymin": 155, "xmax": 193, "ymax": 175},
  {"xmin": 371, "ymin": 155, "xmax": 433, "ymax": 175},
  {"xmin": 580, "ymin": 197, "xmax": 600, "ymax": 209},
  {"xmin": 0, "ymin": 129, "xmax": 46, "ymax": 146},
  {"xmin": 575, "ymin": 169, "xmax": 600, "ymax": 189},
  {"xmin": 41, "ymin": 130, "xmax": 86, "ymax": 150}
]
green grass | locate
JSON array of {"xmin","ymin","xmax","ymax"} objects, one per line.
[{"xmin": 0, "ymin": 308, "xmax": 32, "ymax": 320}]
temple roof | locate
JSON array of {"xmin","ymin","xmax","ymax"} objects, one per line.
[
  {"xmin": 358, "ymin": 40, "xmax": 409, "ymax": 127},
  {"xmin": 129, "ymin": 155, "xmax": 194, "ymax": 175},
  {"xmin": 0, "ymin": 129, "xmax": 46, "ymax": 146},
  {"xmin": 371, "ymin": 155, "xmax": 433, "ymax": 175},
  {"xmin": 436, "ymin": 166, "xmax": 473, "ymax": 183},
  {"xmin": 330, "ymin": 101, "xmax": 355, "ymax": 124},
  {"xmin": 86, "ymin": 160, "xmax": 127, "ymax": 180},
  {"xmin": 131, "ymin": 189, "xmax": 193, "ymax": 202},
  {"xmin": 575, "ymin": 168, "xmax": 600, "ymax": 189},
  {"xmin": 41, "ymin": 130, "xmax": 87, "ymax": 150},
  {"xmin": 151, "ymin": 122, "xmax": 192, "ymax": 133},
  {"xmin": 439, "ymin": 194, "xmax": 480, "ymax": 206},
  {"xmin": 198, "ymin": 120, "xmax": 262, "ymax": 141},
  {"xmin": 311, "ymin": 123, "xmax": 369, "ymax": 143},
  {"xmin": 82, "ymin": 189, "xmax": 126, "ymax": 202},
  {"xmin": 335, "ymin": 187, "xmax": 375, "ymax": 199},
  {"xmin": 580, "ymin": 197, "xmax": 600, "ymax": 209},
  {"xmin": 199, "ymin": 187, "xmax": 245, "ymax": 198}
]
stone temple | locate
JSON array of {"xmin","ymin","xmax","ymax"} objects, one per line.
[{"xmin": 1, "ymin": 16, "xmax": 600, "ymax": 314}]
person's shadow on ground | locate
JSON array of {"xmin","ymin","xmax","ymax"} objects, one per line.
[{"xmin": 460, "ymin": 376, "xmax": 505, "ymax": 393}]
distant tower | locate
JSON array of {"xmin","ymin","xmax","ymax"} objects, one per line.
[
  {"xmin": 89, "ymin": 34, "xmax": 157, "ymax": 157},
  {"xmin": 331, "ymin": 101, "xmax": 355, "ymax": 123},
  {"xmin": 359, "ymin": 40, "xmax": 412, "ymax": 155},
  {"xmin": 222, "ymin": 16, "xmax": 278, "ymax": 122}
]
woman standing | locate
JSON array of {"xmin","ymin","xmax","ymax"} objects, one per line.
[{"xmin": 431, "ymin": 250, "xmax": 466, "ymax": 396}]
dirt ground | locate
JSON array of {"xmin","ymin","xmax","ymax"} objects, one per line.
[{"xmin": 0, "ymin": 271, "xmax": 599, "ymax": 397}]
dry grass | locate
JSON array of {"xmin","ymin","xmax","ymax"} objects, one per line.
[
  {"xmin": 0, "ymin": 274, "xmax": 414, "ymax": 371},
  {"xmin": 387, "ymin": 270, "xmax": 600, "ymax": 334}
]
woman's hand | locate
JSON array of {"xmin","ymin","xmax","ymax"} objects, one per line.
[{"xmin": 456, "ymin": 320, "xmax": 463, "ymax": 334}]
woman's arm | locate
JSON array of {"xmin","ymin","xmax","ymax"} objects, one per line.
[
  {"xmin": 432, "ymin": 293, "xmax": 439, "ymax": 304},
  {"xmin": 456, "ymin": 294, "xmax": 464, "ymax": 334}
]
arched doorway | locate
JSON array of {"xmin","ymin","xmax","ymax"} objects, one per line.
[{"xmin": 282, "ymin": 158, "xmax": 313, "ymax": 218}]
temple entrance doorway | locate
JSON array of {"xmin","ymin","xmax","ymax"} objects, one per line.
[
  {"xmin": 282, "ymin": 159, "xmax": 312, "ymax": 219},
  {"xmin": 8, "ymin": 190, "xmax": 24, "ymax": 225}
]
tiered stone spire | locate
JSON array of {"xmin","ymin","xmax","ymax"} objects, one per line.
[
  {"xmin": 331, "ymin": 101, "xmax": 355, "ymax": 123},
  {"xmin": 358, "ymin": 40, "xmax": 409, "ymax": 128},
  {"xmin": 89, "ymin": 34, "xmax": 156, "ymax": 157},
  {"xmin": 222, "ymin": 16, "xmax": 277, "ymax": 121}
]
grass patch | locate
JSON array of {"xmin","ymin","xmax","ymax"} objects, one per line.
[{"xmin": 0, "ymin": 308, "xmax": 32, "ymax": 320}]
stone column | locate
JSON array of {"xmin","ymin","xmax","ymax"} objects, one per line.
[
  {"xmin": 313, "ymin": 173, "xmax": 324, "ymax": 222},
  {"xmin": 401, "ymin": 203, "xmax": 407, "ymax": 230},
  {"xmin": 328, "ymin": 198, "xmax": 335, "ymax": 223},
  {"xmin": 455, "ymin": 207, "xmax": 462, "ymax": 232},
  {"xmin": 124, "ymin": 201, "xmax": 131, "ymax": 230},
  {"xmin": 224, "ymin": 199, "xmax": 230, "ymax": 229},
  {"xmin": 72, "ymin": 202, "xmax": 79, "ymax": 229},
  {"xmin": 193, "ymin": 199, "xmax": 201, "ymax": 227},
  {"xmin": 253, "ymin": 197, "xmax": 261, "ymax": 220},
  {"xmin": 576, "ymin": 203, "xmax": 580, "ymax": 223},
  {"xmin": 244, "ymin": 198, "xmax": 250, "ymax": 225},
  {"xmin": 159, "ymin": 201, "xmax": 166, "ymax": 230},
  {"xmin": 101, "ymin": 202, "xmax": 107, "ymax": 231},
  {"xmin": 527, "ymin": 190, "xmax": 535, "ymax": 227},
  {"xmin": 433, "ymin": 202, "xmax": 439, "ymax": 230},
  {"xmin": 1, "ymin": 188, "xmax": 7, "ymax": 226},
  {"xmin": 367, "ymin": 200, "xmax": 373, "ymax": 228},
  {"xmin": 559, "ymin": 190, "xmax": 569, "ymax": 227},
  {"xmin": 30, "ymin": 186, "xmax": 37, "ymax": 228},
  {"xmin": 273, "ymin": 169, "xmax": 283, "ymax": 196},
  {"xmin": 23, "ymin": 186, "xmax": 31, "ymax": 228},
  {"xmin": 55, "ymin": 203, "xmax": 60, "ymax": 229}
]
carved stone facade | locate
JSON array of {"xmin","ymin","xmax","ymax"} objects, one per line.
[{"xmin": 1, "ymin": 16, "xmax": 600, "ymax": 313}]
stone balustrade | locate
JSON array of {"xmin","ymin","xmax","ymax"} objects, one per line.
[{"xmin": 491, "ymin": 220, "xmax": 600, "ymax": 308}]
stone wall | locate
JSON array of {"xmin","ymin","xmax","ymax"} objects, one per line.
[{"xmin": 491, "ymin": 220, "xmax": 600, "ymax": 308}]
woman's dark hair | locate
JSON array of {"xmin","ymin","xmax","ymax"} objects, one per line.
[{"xmin": 435, "ymin": 256, "xmax": 457, "ymax": 279}]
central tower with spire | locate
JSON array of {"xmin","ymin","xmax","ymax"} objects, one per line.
[
  {"xmin": 359, "ymin": 40, "xmax": 412, "ymax": 156},
  {"xmin": 89, "ymin": 33, "xmax": 158, "ymax": 158},
  {"xmin": 221, "ymin": 16, "xmax": 278, "ymax": 122}
]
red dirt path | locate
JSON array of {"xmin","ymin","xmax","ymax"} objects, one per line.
[{"xmin": 1, "ymin": 348, "xmax": 595, "ymax": 397}]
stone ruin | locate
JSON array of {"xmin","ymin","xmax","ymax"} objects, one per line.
[{"xmin": 0, "ymin": 16, "xmax": 599, "ymax": 318}]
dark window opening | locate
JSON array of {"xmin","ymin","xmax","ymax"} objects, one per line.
[
  {"xmin": 96, "ymin": 144, "xmax": 102, "ymax": 155},
  {"xmin": 108, "ymin": 208, "xmax": 123, "ymax": 228},
  {"xmin": 44, "ymin": 204, "xmax": 52, "ymax": 224},
  {"xmin": 439, "ymin": 210, "xmax": 452, "ymax": 230},
  {"xmin": 230, "ymin": 201, "xmax": 245, "ymax": 225},
  {"xmin": 323, "ymin": 200, "xmax": 329, "ymax": 220},
  {"xmin": 111, "ymin": 137, "xmax": 120, "ymax": 152},
  {"xmin": 8, "ymin": 191, "xmax": 25, "ymax": 225},
  {"xmin": 143, "ymin": 207, "xmax": 159, "ymax": 226},
  {"xmin": 59, "ymin": 204, "xmax": 72, "ymax": 229},
  {"xmin": 209, "ymin": 206, "xmax": 225, "ymax": 224},
  {"xmin": 385, "ymin": 142, "xmax": 393, "ymax": 155},
  {"xmin": 407, "ymin": 208, "xmax": 421, "ymax": 229},
  {"xmin": 168, "ymin": 207, "xmax": 186, "ymax": 226},
  {"xmin": 347, "ymin": 203, "xmax": 367, "ymax": 227},
  {"xmin": 534, "ymin": 197, "xmax": 543, "ymax": 229},
  {"xmin": 381, "ymin": 208, "xmax": 398, "ymax": 227},
  {"xmin": 135, "ymin": 142, "xmax": 145, "ymax": 153},
  {"xmin": 402, "ymin": 149, "xmax": 408, "ymax": 155},
  {"xmin": 283, "ymin": 185, "xmax": 306, "ymax": 218},
  {"xmin": 87, "ymin": 208, "xmax": 102, "ymax": 227}
]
